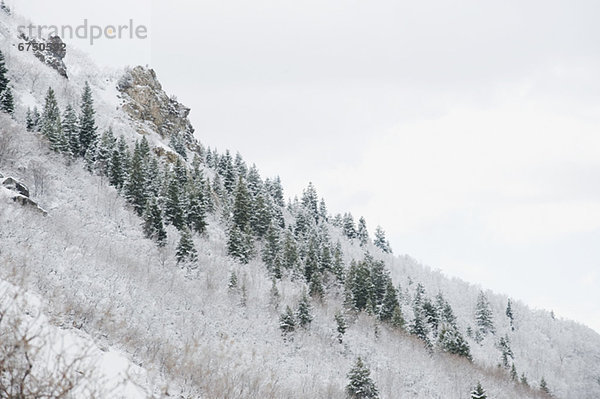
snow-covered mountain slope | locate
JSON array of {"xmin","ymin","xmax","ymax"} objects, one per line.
[{"xmin": 1, "ymin": 7, "xmax": 599, "ymax": 399}]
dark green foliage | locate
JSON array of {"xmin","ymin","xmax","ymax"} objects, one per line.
[
  {"xmin": 332, "ymin": 241, "xmax": 345, "ymax": 283},
  {"xmin": 373, "ymin": 226, "xmax": 392, "ymax": 254},
  {"xmin": 422, "ymin": 298, "xmax": 440, "ymax": 335},
  {"xmin": 369, "ymin": 257, "xmax": 389, "ymax": 308},
  {"xmin": 227, "ymin": 226, "xmax": 253, "ymax": 264},
  {"xmin": 0, "ymin": 86, "xmax": 14, "ymax": 115},
  {"xmin": 187, "ymin": 185, "xmax": 207, "ymax": 234},
  {"xmin": 228, "ymin": 271, "xmax": 238, "ymax": 290},
  {"xmin": 124, "ymin": 142, "xmax": 148, "ymax": 216},
  {"xmin": 357, "ymin": 217, "xmax": 369, "ymax": 246},
  {"xmin": 342, "ymin": 212, "xmax": 356, "ymax": 239},
  {"xmin": 498, "ymin": 334, "xmax": 514, "ymax": 368},
  {"xmin": 78, "ymin": 82, "xmax": 97, "ymax": 157},
  {"xmin": 232, "ymin": 177, "xmax": 252, "ymax": 230},
  {"xmin": 346, "ymin": 358, "xmax": 379, "ymax": 399},
  {"xmin": 176, "ymin": 227, "xmax": 198, "ymax": 264},
  {"xmin": 262, "ymin": 224, "xmax": 281, "ymax": 276},
  {"xmin": 470, "ymin": 382, "xmax": 487, "ymax": 399},
  {"xmin": 304, "ymin": 235, "xmax": 319, "ymax": 283},
  {"xmin": 510, "ymin": 364, "xmax": 518, "ymax": 381},
  {"xmin": 309, "ymin": 271, "xmax": 324, "ymax": 299},
  {"xmin": 520, "ymin": 373, "xmax": 529, "ymax": 387},
  {"xmin": 345, "ymin": 259, "xmax": 374, "ymax": 312},
  {"xmin": 380, "ymin": 280, "xmax": 400, "ymax": 323},
  {"xmin": 41, "ymin": 87, "xmax": 62, "ymax": 149},
  {"xmin": 62, "ymin": 105, "xmax": 79, "ymax": 156},
  {"xmin": 475, "ymin": 291, "xmax": 495, "ymax": 337},
  {"xmin": 335, "ymin": 311, "xmax": 347, "ymax": 343},
  {"xmin": 165, "ymin": 173, "xmax": 185, "ymax": 229},
  {"xmin": 437, "ymin": 325, "xmax": 472, "ymax": 360},
  {"xmin": 391, "ymin": 307, "xmax": 405, "ymax": 329},
  {"xmin": 26, "ymin": 108, "xmax": 34, "ymax": 131},
  {"xmin": 282, "ymin": 231, "xmax": 299, "ymax": 270},
  {"xmin": 301, "ymin": 182, "xmax": 319, "ymax": 221},
  {"xmin": 279, "ymin": 305, "xmax": 296, "ymax": 335},
  {"xmin": 95, "ymin": 128, "xmax": 116, "ymax": 174},
  {"xmin": 143, "ymin": 198, "xmax": 167, "ymax": 246},
  {"xmin": 250, "ymin": 190, "xmax": 272, "ymax": 237},
  {"xmin": 0, "ymin": 50, "xmax": 8, "ymax": 95},
  {"xmin": 296, "ymin": 293, "xmax": 313, "ymax": 328},
  {"xmin": 169, "ymin": 134, "xmax": 187, "ymax": 160},
  {"xmin": 506, "ymin": 299, "xmax": 515, "ymax": 331},
  {"xmin": 540, "ymin": 377, "xmax": 550, "ymax": 395}
]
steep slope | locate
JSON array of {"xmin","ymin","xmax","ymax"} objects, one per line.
[{"xmin": 1, "ymin": 7, "xmax": 599, "ymax": 399}]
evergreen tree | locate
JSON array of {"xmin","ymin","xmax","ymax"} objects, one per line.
[
  {"xmin": 391, "ymin": 307, "xmax": 405, "ymax": 329},
  {"xmin": 227, "ymin": 226, "xmax": 253, "ymax": 264},
  {"xmin": 228, "ymin": 271, "xmax": 238, "ymax": 290},
  {"xmin": 373, "ymin": 226, "xmax": 392, "ymax": 253},
  {"xmin": 143, "ymin": 198, "xmax": 167, "ymax": 246},
  {"xmin": 346, "ymin": 358, "xmax": 379, "ymax": 399},
  {"xmin": 510, "ymin": 363, "xmax": 518, "ymax": 381},
  {"xmin": 540, "ymin": 377, "xmax": 551, "ymax": 395},
  {"xmin": 437, "ymin": 325, "xmax": 472, "ymax": 360},
  {"xmin": 169, "ymin": 134, "xmax": 187, "ymax": 160},
  {"xmin": 470, "ymin": 382, "xmax": 487, "ymax": 399},
  {"xmin": 335, "ymin": 311, "xmax": 347, "ymax": 343},
  {"xmin": 301, "ymin": 182, "xmax": 319, "ymax": 221},
  {"xmin": 357, "ymin": 217, "xmax": 369, "ymax": 246},
  {"xmin": 124, "ymin": 143, "xmax": 148, "ymax": 216},
  {"xmin": 62, "ymin": 105, "xmax": 79, "ymax": 156},
  {"xmin": 0, "ymin": 50, "xmax": 8, "ymax": 98},
  {"xmin": 0, "ymin": 86, "xmax": 14, "ymax": 115},
  {"xmin": 346, "ymin": 260, "xmax": 374, "ymax": 312},
  {"xmin": 282, "ymin": 231, "xmax": 299, "ymax": 270},
  {"xmin": 109, "ymin": 149, "xmax": 125, "ymax": 189},
  {"xmin": 506, "ymin": 299, "xmax": 515, "ymax": 331},
  {"xmin": 475, "ymin": 291, "xmax": 495, "ymax": 337},
  {"xmin": 318, "ymin": 198, "xmax": 328, "ymax": 221},
  {"xmin": 304, "ymin": 235, "xmax": 320, "ymax": 283},
  {"xmin": 309, "ymin": 271, "xmax": 324, "ymax": 299},
  {"xmin": 262, "ymin": 223, "xmax": 281, "ymax": 274},
  {"xmin": 78, "ymin": 81, "xmax": 97, "ymax": 157},
  {"xmin": 176, "ymin": 227, "xmax": 198, "ymax": 264},
  {"xmin": 31, "ymin": 107, "xmax": 41, "ymax": 132},
  {"xmin": 250, "ymin": 190, "xmax": 272, "ymax": 237},
  {"xmin": 497, "ymin": 335, "xmax": 514, "ymax": 368},
  {"xmin": 332, "ymin": 241, "xmax": 345, "ymax": 283},
  {"xmin": 380, "ymin": 280, "xmax": 400, "ymax": 322},
  {"xmin": 279, "ymin": 305, "xmax": 296, "ymax": 335},
  {"xmin": 187, "ymin": 184, "xmax": 207, "ymax": 234},
  {"xmin": 26, "ymin": 108, "xmax": 34, "ymax": 131},
  {"xmin": 232, "ymin": 177, "xmax": 252, "ymax": 230},
  {"xmin": 41, "ymin": 87, "xmax": 62, "ymax": 150},
  {"xmin": 342, "ymin": 212, "xmax": 357, "ymax": 239},
  {"xmin": 95, "ymin": 128, "xmax": 116, "ymax": 174},
  {"xmin": 296, "ymin": 293, "xmax": 313, "ymax": 328},
  {"xmin": 165, "ymin": 173, "xmax": 185, "ymax": 229},
  {"xmin": 520, "ymin": 373, "xmax": 529, "ymax": 386}
]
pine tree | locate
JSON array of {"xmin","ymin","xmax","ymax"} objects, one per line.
[
  {"xmin": 510, "ymin": 364, "xmax": 518, "ymax": 381},
  {"xmin": 475, "ymin": 291, "xmax": 495, "ymax": 337},
  {"xmin": 437, "ymin": 325, "xmax": 472, "ymax": 360},
  {"xmin": 0, "ymin": 86, "xmax": 14, "ymax": 115},
  {"xmin": 332, "ymin": 241, "xmax": 345, "ymax": 283},
  {"xmin": 497, "ymin": 335, "xmax": 514, "ymax": 368},
  {"xmin": 342, "ymin": 213, "xmax": 357, "ymax": 239},
  {"xmin": 506, "ymin": 299, "xmax": 515, "ymax": 331},
  {"xmin": 78, "ymin": 81, "xmax": 97, "ymax": 156},
  {"xmin": 335, "ymin": 311, "xmax": 347, "ymax": 343},
  {"xmin": 176, "ymin": 227, "xmax": 198, "ymax": 264},
  {"xmin": 282, "ymin": 231, "xmax": 299, "ymax": 270},
  {"xmin": 470, "ymin": 382, "xmax": 487, "ymax": 399},
  {"xmin": 228, "ymin": 271, "xmax": 238, "ymax": 290},
  {"xmin": 380, "ymin": 280, "xmax": 400, "ymax": 322},
  {"xmin": 373, "ymin": 226, "xmax": 392, "ymax": 253},
  {"xmin": 95, "ymin": 128, "xmax": 116, "ymax": 175},
  {"xmin": 309, "ymin": 271, "xmax": 324, "ymax": 299},
  {"xmin": 26, "ymin": 108, "xmax": 34, "ymax": 131},
  {"xmin": 296, "ymin": 293, "xmax": 313, "ymax": 328},
  {"xmin": 41, "ymin": 87, "xmax": 62, "ymax": 151},
  {"xmin": 62, "ymin": 105, "xmax": 79, "ymax": 156},
  {"xmin": 250, "ymin": 190, "xmax": 271, "ymax": 237},
  {"xmin": 540, "ymin": 377, "xmax": 551, "ymax": 395},
  {"xmin": 279, "ymin": 305, "xmax": 296, "ymax": 335},
  {"xmin": 31, "ymin": 107, "xmax": 41, "ymax": 132},
  {"xmin": 187, "ymin": 184, "xmax": 207, "ymax": 234},
  {"xmin": 165, "ymin": 173, "xmax": 185, "ymax": 230},
  {"xmin": 391, "ymin": 307, "xmax": 405, "ymax": 329},
  {"xmin": 304, "ymin": 235, "xmax": 320, "ymax": 283},
  {"xmin": 520, "ymin": 373, "xmax": 529, "ymax": 386},
  {"xmin": 124, "ymin": 143, "xmax": 148, "ymax": 216},
  {"xmin": 357, "ymin": 217, "xmax": 369, "ymax": 246},
  {"xmin": 227, "ymin": 226, "xmax": 253, "ymax": 264},
  {"xmin": 262, "ymin": 223, "xmax": 281, "ymax": 275},
  {"xmin": 143, "ymin": 198, "xmax": 167, "ymax": 246},
  {"xmin": 346, "ymin": 358, "xmax": 379, "ymax": 399},
  {"xmin": 232, "ymin": 177, "xmax": 252, "ymax": 230},
  {"xmin": 318, "ymin": 198, "xmax": 328, "ymax": 221},
  {"xmin": 169, "ymin": 134, "xmax": 187, "ymax": 160},
  {"xmin": 109, "ymin": 149, "xmax": 125, "ymax": 189},
  {"xmin": 301, "ymin": 182, "xmax": 319, "ymax": 221},
  {"xmin": 0, "ymin": 50, "xmax": 8, "ymax": 96}
]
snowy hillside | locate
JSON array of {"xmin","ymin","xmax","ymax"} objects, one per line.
[{"xmin": 1, "ymin": 6, "xmax": 599, "ymax": 399}]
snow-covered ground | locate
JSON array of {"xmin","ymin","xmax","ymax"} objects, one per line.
[{"xmin": 1, "ymin": 6, "xmax": 599, "ymax": 399}]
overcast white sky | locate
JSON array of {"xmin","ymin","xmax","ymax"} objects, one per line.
[{"xmin": 12, "ymin": 0, "xmax": 600, "ymax": 333}]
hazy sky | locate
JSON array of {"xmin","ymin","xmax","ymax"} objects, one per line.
[{"xmin": 12, "ymin": 0, "xmax": 600, "ymax": 333}]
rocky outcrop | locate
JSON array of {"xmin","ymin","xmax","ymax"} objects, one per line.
[
  {"xmin": 117, "ymin": 66, "xmax": 196, "ymax": 147},
  {"xmin": 18, "ymin": 33, "xmax": 68, "ymax": 78},
  {"xmin": 1, "ymin": 175, "xmax": 46, "ymax": 215}
]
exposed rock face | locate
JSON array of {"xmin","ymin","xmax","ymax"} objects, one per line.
[
  {"xmin": 1, "ymin": 175, "xmax": 47, "ymax": 215},
  {"xmin": 18, "ymin": 33, "xmax": 68, "ymax": 78},
  {"xmin": 117, "ymin": 66, "xmax": 196, "ymax": 147}
]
